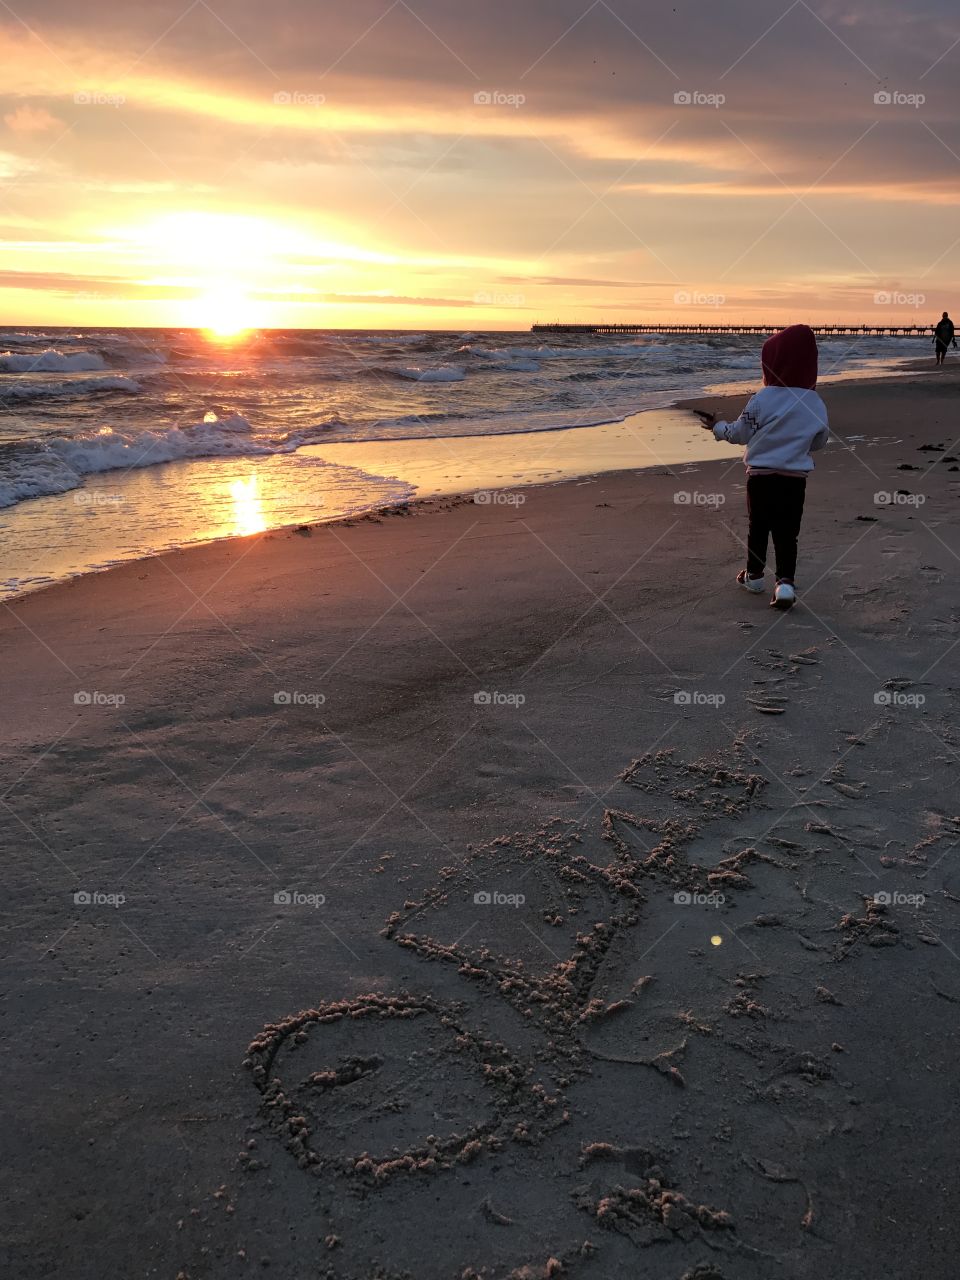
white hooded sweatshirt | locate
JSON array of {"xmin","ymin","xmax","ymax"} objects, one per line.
[{"xmin": 713, "ymin": 385, "xmax": 829, "ymax": 475}]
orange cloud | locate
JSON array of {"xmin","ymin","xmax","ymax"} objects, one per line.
[{"xmin": 3, "ymin": 104, "xmax": 61, "ymax": 133}]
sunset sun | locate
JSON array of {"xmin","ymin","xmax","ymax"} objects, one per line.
[{"xmin": 188, "ymin": 283, "xmax": 258, "ymax": 338}]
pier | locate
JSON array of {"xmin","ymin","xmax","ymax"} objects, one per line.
[{"xmin": 530, "ymin": 322, "xmax": 935, "ymax": 337}]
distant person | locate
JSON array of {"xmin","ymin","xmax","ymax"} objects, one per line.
[
  {"xmin": 695, "ymin": 324, "xmax": 829, "ymax": 610},
  {"xmin": 934, "ymin": 311, "xmax": 956, "ymax": 365}
]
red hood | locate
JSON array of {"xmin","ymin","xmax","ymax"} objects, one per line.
[{"xmin": 762, "ymin": 324, "xmax": 818, "ymax": 389}]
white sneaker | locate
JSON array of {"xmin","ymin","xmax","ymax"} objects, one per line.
[
  {"xmin": 737, "ymin": 570, "xmax": 766, "ymax": 594},
  {"xmin": 771, "ymin": 582, "xmax": 796, "ymax": 609}
]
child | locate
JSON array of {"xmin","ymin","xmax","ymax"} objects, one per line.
[{"xmin": 697, "ymin": 324, "xmax": 829, "ymax": 610}]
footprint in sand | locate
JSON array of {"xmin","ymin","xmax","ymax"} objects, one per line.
[
  {"xmin": 746, "ymin": 695, "xmax": 788, "ymax": 715},
  {"xmin": 743, "ymin": 644, "xmax": 825, "ymax": 714}
]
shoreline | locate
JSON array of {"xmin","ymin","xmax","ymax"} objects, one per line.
[{"xmin": 0, "ymin": 354, "xmax": 941, "ymax": 605}]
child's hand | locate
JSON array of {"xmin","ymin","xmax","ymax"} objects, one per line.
[{"xmin": 693, "ymin": 409, "xmax": 717, "ymax": 430}]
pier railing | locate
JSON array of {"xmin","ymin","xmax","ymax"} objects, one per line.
[{"xmin": 530, "ymin": 322, "xmax": 938, "ymax": 337}]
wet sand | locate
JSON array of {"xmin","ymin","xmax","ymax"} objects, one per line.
[
  {"xmin": 3, "ymin": 366, "xmax": 960, "ymax": 1279},
  {"xmin": 0, "ymin": 407, "xmax": 731, "ymax": 602}
]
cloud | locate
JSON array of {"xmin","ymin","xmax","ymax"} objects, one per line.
[
  {"xmin": 0, "ymin": 269, "xmax": 132, "ymax": 294},
  {"xmin": 3, "ymin": 1, "xmax": 960, "ymax": 322},
  {"xmin": 497, "ymin": 275, "xmax": 668, "ymax": 288},
  {"xmin": 3, "ymin": 1, "xmax": 960, "ymax": 197},
  {"xmin": 0, "ymin": 271, "xmax": 485, "ymax": 309},
  {"xmin": 3, "ymin": 104, "xmax": 61, "ymax": 133},
  {"xmin": 316, "ymin": 292, "xmax": 480, "ymax": 307}
]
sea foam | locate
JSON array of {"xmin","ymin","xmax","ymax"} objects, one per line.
[
  {"xmin": 0, "ymin": 414, "xmax": 263, "ymax": 509},
  {"xmin": 391, "ymin": 365, "xmax": 466, "ymax": 383},
  {"xmin": 0, "ymin": 348, "xmax": 108, "ymax": 372}
]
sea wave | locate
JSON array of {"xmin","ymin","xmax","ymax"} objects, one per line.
[
  {"xmin": 387, "ymin": 364, "xmax": 466, "ymax": 383},
  {"xmin": 493, "ymin": 358, "xmax": 540, "ymax": 372},
  {"xmin": 0, "ymin": 375, "xmax": 141, "ymax": 402},
  {"xmin": 0, "ymin": 412, "xmax": 348, "ymax": 509},
  {"xmin": 0, "ymin": 348, "xmax": 108, "ymax": 372},
  {"xmin": 351, "ymin": 332, "xmax": 428, "ymax": 346},
  {"xmin": 484, "ymin": 342, "xmax": 655, "ymax": 361}
]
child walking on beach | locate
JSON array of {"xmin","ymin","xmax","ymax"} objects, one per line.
[{"xmin": 698, "ymin": 324, "xmax": 829, "ymax": 610}]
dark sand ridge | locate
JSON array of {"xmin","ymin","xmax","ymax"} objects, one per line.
[{"xmin": 2, "ymin": 367, "xmax": 960, "ymax": 1279}]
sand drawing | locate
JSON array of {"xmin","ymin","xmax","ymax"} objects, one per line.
[{"xmin": 243, "ymin": 729, "xmax": 923, "ymax": 1277}]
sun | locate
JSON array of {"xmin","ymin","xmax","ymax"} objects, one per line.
[
  {"xmin": 187, "ymin": 283, "xmax": 259, "ymax": 339},
  {"xmin": 125, "ymin": 210, "xmax": 393, "ymax": 332}
]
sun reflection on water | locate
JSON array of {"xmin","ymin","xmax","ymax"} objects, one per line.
[{"xmin": 230, "ymin": 474, "xmax": 265, "ymax": 535}]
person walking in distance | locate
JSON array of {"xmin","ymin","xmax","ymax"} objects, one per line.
[{"xmin": 934, "ymin": 312, "xmax": 956, "ymax": 366}]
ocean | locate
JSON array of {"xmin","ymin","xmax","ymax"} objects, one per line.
[{"xmin": 0, "ymin": 326, "xmax": 923, "ymax": 598}]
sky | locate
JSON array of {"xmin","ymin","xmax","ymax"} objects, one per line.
[{"xmin": 1, "ymin": 0, "xmax": 959, "ymax": 330}]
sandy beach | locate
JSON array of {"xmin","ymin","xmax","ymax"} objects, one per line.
[{"xmin": 3, "ymin": 366, "xmax": 960, "ymax": 1279}]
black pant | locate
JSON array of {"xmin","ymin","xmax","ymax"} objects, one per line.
[{"xmin": 746, "ymin": 474, "xmax": 806, "ymax": 583}]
